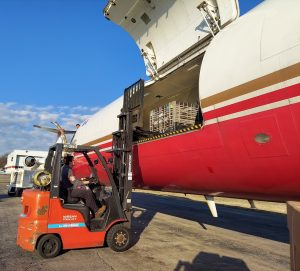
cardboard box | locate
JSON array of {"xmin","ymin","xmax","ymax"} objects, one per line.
[{"xmin": 287, "ymin": 201, "xmax": 300, "ymax": 271}]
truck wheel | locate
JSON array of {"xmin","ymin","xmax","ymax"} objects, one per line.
[
  {"xmin": 16, "ymin": 188, "xmax": 23, "ymax": 197},
  {"xmin": 7, "ymin": 191, "xmax": 15, "ymax": 197},
  {"xmin": 106, "ymin": 224, "xmax": 131, "ymax": 252},
  {"xmin": 7, "ymin": 186, "xmax": 16, "ymax": 196},
  {"xmin": 36, "ymin": 234, "xmax": 62, "ymax": 258}
]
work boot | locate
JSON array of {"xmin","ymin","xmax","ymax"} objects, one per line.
[{"xmin": 95, "ymin": 205, "xmax": 106, "ymax": 218}]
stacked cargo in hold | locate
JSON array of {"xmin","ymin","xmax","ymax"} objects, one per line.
[{"xmin": 150, "ymin": 101, "xmax": 198, "ymax": 133}]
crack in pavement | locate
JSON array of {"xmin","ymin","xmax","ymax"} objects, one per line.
[{"xmin": 96, "ymin": 250, "xmax": 115, "ymax": 271}]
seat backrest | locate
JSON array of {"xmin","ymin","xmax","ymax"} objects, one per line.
[{"xmin": 66, "ymin": 187, "xmax": 80, "ymax": 204}]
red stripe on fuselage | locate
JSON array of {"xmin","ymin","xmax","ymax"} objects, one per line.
[
  {"xmin": 203, "ymin": 83, "xmax": 300, "ymax": 120},
  {"xmin": 99, "ymin": 142, "xmax": 112, "ymax": 149},
  {"xmin": 4, "ymin": 166, "xmax": 23, "ymax": 169}
]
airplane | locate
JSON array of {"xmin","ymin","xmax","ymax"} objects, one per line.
[
  {"xmin": 34, "ymin": 121, "xmax": 76, "ymax": 144},
  {"xmin": 70, "ymin": 0, "xmax": 300, "ymax": 217}
]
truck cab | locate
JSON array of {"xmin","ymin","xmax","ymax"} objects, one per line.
[{"xmin": 5, "ymin": 150, "xmax": 47, "ymax": 196}]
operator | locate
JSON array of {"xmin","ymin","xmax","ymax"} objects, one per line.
[{"xmin": 61, "ymin": 155, "xmax": 106, "ymax": 218}]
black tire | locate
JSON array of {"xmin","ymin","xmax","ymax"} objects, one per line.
[
  {"xmin": 106, "ymin": 224, "xmax": 131, "ymax": 252},
  {"xmin": 36, "ymin": 234, "xmax": 62, "ymax": 258},
  {"xmin": 7, "ymin": 191, "xmax": 15, "ymax": 197},
  {"xmin": 7, "ymin": 186, "xmax": 16, "ymax": 196},
  {"xmin": 15, "ymin": 188, "xmax": 23, "ymax": 197}
]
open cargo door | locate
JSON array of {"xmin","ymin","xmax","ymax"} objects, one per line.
[{"xmin": 104, "ymin": 0, "xmax": 239, "ymax": 77}]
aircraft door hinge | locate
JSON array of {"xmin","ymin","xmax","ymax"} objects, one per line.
[
  {"xmin": 141, "ymin": 43, "xmax": 160, "ymax": 80},
  {"xmin": 197, "ymin": 1, "xmax": 221, "ymax": 37}
]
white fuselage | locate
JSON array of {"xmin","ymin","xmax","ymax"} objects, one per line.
[
  {"xmin": 73, "ymin": 0, "xmax": 300, "ymax": 147},
  {"xmin": 72, "ymin": 0, "xmax": 300, "ymax": 202}
]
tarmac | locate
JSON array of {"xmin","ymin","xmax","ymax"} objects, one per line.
[{"xmin": 0, "ymin": 176, "xmax": 290, "ymax": 271}]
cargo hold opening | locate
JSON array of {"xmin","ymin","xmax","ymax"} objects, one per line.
[{"xmin": 134, "ymin": 54, "xmax": 204, "ymax": 141}]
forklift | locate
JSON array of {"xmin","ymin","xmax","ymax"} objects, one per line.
[{"xmin": 17, "ymin": 80, "xmax": 144, "ymax": 258}]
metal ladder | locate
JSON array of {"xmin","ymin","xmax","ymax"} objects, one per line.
[{"xmin": 197, "ymin": 1, "xmax": 221, "ymax": 37}]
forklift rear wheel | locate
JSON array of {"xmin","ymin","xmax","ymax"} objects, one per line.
[
  {"xmin": 36, "ymin": 234, "xmax": 62, "ymax": 258},
  {"xmin": 106, "ymin": 224, "xmax": 131, "ymax": 252}
]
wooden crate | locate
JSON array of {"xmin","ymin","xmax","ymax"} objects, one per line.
[{"xmin": 150, "ymin": 101, "xmax": 198, "ymax": 133}]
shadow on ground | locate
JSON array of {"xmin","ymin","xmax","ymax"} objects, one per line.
[
  {"xmin": 131, "ymin": 192, "xmax": 289, "ymax": 245},
  {"xmin": 0, "ymin": 192, "xmax": 10, "ymax": 201},
  {"xmin": 174, "ymin": 251, "xmax": 250, "ymax": 271}
]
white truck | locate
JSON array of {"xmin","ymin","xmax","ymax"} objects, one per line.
[{"xmin": 4, "ymin": 150, "xmax": 48, "ymax": 196}]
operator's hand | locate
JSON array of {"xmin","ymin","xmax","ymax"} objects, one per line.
[{"xmin": 80, "ymin": 178, "xmax": 90, "ymax": 185}]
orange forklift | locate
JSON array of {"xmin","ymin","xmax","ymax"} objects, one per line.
[{"xmin": 17, "ymin": 80, "xmax": 144, "ymax": 258}]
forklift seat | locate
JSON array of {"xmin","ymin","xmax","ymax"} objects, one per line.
[
  {"xmin": 66, "ymin": 187, "xmax": 81, "ymax": 204},
  {"xmin": 62, "ymin": 188, "xmax": 90, "ymax": 228}
]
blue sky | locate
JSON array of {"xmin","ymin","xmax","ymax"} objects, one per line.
[{"xmin": 0, "ymin": 0, "xmax": 263, "ymax": 155}]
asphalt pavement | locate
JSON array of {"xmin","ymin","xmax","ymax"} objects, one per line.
[{"xmin": 0, "ymin": 180, "xmax": 290, "ymax": 271}]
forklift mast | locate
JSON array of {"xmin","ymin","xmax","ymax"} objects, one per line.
[{"xmin": 112, "ymin": 79, "xmax": 144, "ymax": 222}]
